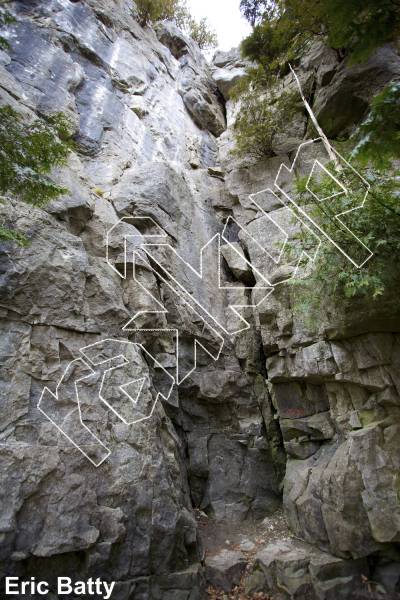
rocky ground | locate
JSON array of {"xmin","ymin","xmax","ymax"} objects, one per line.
[{"xmin": 0, "ymin": 1, "xmax": 399, "ymax": 599}]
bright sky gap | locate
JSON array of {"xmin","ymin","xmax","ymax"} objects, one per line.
[{"xmin": 187, "ymin": 0, "xmax": 252, "ymax": 51}]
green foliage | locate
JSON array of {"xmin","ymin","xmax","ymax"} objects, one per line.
[
  {"xmin": 240, "ymin": 0, "xmax": 322, "ymax": 75},
  {"xmin": 0, "ymin": 4, "xmax": 14, "ymax": 51},
  {"xmin": 0, "ymin": 221, "xmax": 27, "ymax": 246},
  {"xmin": 0, "ymin": 107, "xmax": 71, "ymax": 205},
  {"xmin": 239, "ymin": 0, "xmax": 275, "ymax": 27},
  {"xmin": 135, "ymin": 0, "xmax": 218, "ymax": 49},
  {"xmin": 235, "ymin": 0, "xmax": 399, "ymax": 167},
  {"xmin": 351, "ymin": 82, "xmax": 400, "ymax": 170},
  {"xmin": 291, "ymin": 165, "xmax": 400, "ymax": 312},
  {"xmin": 234, "ymin": 1, "xmax": 315, "ymax": 158},
  {"xmin": 135, "ymin": 0, "xmax": 180, "ymax": 26},
  {"xmin": 0, "ymin": 106, "xmax": 72, "ymax": 244},
  {"xmin": 314, "ymin": 0, "xmax": 400, "ymax": 64},
  {"xmin": 241, "ymin": 3, "xmax": 316, "ymax": 73},
  {"xmin": 233, "ymin": 74, "xmax": 300, "ymax": 158},
  {"xmin": 240, "ymin": 0, "xmax": 400, "ymax": 67},
  {"xmin": 186, "ymin": 17, "xmax": 217, "ymax": 50},
  {"xmin": 237, "ymin": 0, "xmax": 400, "ymax": 319}
]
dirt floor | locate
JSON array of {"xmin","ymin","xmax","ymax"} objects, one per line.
[
  {"xmin": 197, "ymin": 508, "xmax": 293, "ymax": 560},
  {"xmin": 197, "ymin": 510, "xmax": 400, "ymax": 600},
  {"xmin": 195, "ymin": 509, "xmax": 292, "ymax": 599}
]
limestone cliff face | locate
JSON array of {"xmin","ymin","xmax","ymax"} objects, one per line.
[
  {"xmin": 214, "ymin": 42, "xmax": 400, "ymax": 598},
  {"xmin": 0, "ymin": 2, "xmax": 399, "ymax": 599}
]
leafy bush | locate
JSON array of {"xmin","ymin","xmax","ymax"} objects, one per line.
[
  {"xmin": 135, "ymin": 0, "xmax": 180, "ymax": 26},
  {"xmin": 186, "ymin": 17, "xmax": 217, "ymax": 50},
  {"xmin": 0, "ymin": 222, "xmax": 28, "ymax": 246},
  {"xmin": 240, "ymin": 0, "xmax": 400, "ymax": 67},
  {"xmin": 287, "ymin": 84, "xmax": 400, "ymax": 313},
  {"xmin": 135, "ymin": 0, "xmax": 217, "ymax": 49},
  {"xmin": 290, "ymin": 164, "xmax": 400, "ymax": 311},
  {"xmin": 0, "ymin": 107, "xmax": 71, "ymax": 205},
  {"xmin": 313, "ymin": 0, "xmax": 400, "ymax": 64},
  {"xmin": 0, "ymin": 106, "xmax": 72, "ymax": 244},
  {"xmin": 235, "ymin": 0, "xmax": 400, "ymax": 166},
  {"xmin": 0, "ymin": 4, "xmax": 14, "ymax": 50},
  {"xmin": 240, "ymin": 0, "xmax": 276, "ymax": 27},
  {"xmin": 236, "ymin": 0, "xmax": 400, "ymax": 320},
  {"xmin": 351, "ymin": 82, "xmax": 400, "ymax": 170},
  {"xmin": 240, "ymin": 5, "xmax": 314, "ymax": 73},
  {"xmin": 234, "ymin": 1, "xmax": 318, "ymax": 159},
  {"xmin": 233, "ymin": 75, "xmax": 300, "ymax": 158}
]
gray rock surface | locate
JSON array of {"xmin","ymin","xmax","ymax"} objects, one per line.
[
  {"xmin": 221, "ymin": 241, "xmax": 254, "ymax": 284},
  {"xmin": 314, "ymin": 44, "xmax": 400, "ymax": 137},
  {"xmin": 211, "ymin": 37, "xmax": 400, "ymax": 599},
  {"xmin": 211, "ymin": 48, "xmax": 248, "ymax": 100},
  {"xmin": 0, "ymin": 2, "xmax": 400, "ymax": 599},
  {"xmin": 204, "ymin": 549, "xmax": 246, "ymax": 592},
  {"xmin": 244, "ymin": 538, "xmax": 370, "ymax": 600},
  {"xmin": 154, "ymin": 23, "xmax": 226, "ymax": 137},
  {"xmin": 0, "ymin": 0, "xmax": 227, "ymax": 595}
]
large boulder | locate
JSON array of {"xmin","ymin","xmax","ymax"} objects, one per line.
[
  {"xmin": 212, "ymin": 48, "xmax": 248, "ymax": 100},
  {"xmin": 244, "ymin": 538, "xmax": 370, "ymax": 600},
  {"xmin": 205, "ymin": 549, "xmax": 246, "ymax": 592}
]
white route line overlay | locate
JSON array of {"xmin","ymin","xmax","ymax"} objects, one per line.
[
  {"xmin": 141, "ymin": 234, "xmax": 273, "ymax": 336},
  {"xmin": 275, "ymin": 138, "xmax": 373, "ymax": 269},
  {"xmin": 107, "ymin": 216, "xmax": 226, "ymax": 383},
  {"xmin": 37, "ymin": 339, "xmax": 174, "ymax": 467},
  {"xmin": 39, "ymin": 67, "xmax": 375, "ymax": 466}
]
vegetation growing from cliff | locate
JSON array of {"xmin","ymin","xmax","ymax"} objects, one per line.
[
  {"xmin": 351, "ymin": 82, "xmax": 400, "ymax": 169},
  {"xmin": 0, "ymin": 4, "xmax": 14, "ymax": 50},
  {"xmin": 135, "ymin": 0, "xmax": 218, "ymax": 49},
  {"xmin": 232, "ymin": 68, "xmax": 300, "ymax": 158},
  {"xmin": 0, "ymin": 107, "xmax": 72, "ymax": 244},
  {"xmin": 284, "ymin": 79, "xmax": 400, "ymax": 315},
  {"xmin": 233, "ymin": 0, "xmax": 400, "ymax": 161},
  {"xmin": 136, "ymin": 0, "xmax": 186, "ymax": 27},
  {"xmin": 240, "ymin": 0, "xmax": 400, "ymax": 66},
  {"xmin": 234, "ymin": 2, "xmax": 400, "ymax": 313},
  {"xmin": 187, "ymin": 17, "xmax": 218, "ymax": 51},
  {"xmin": 289, "ymin": 165, "xmax": 400, "ymax": 321}
]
